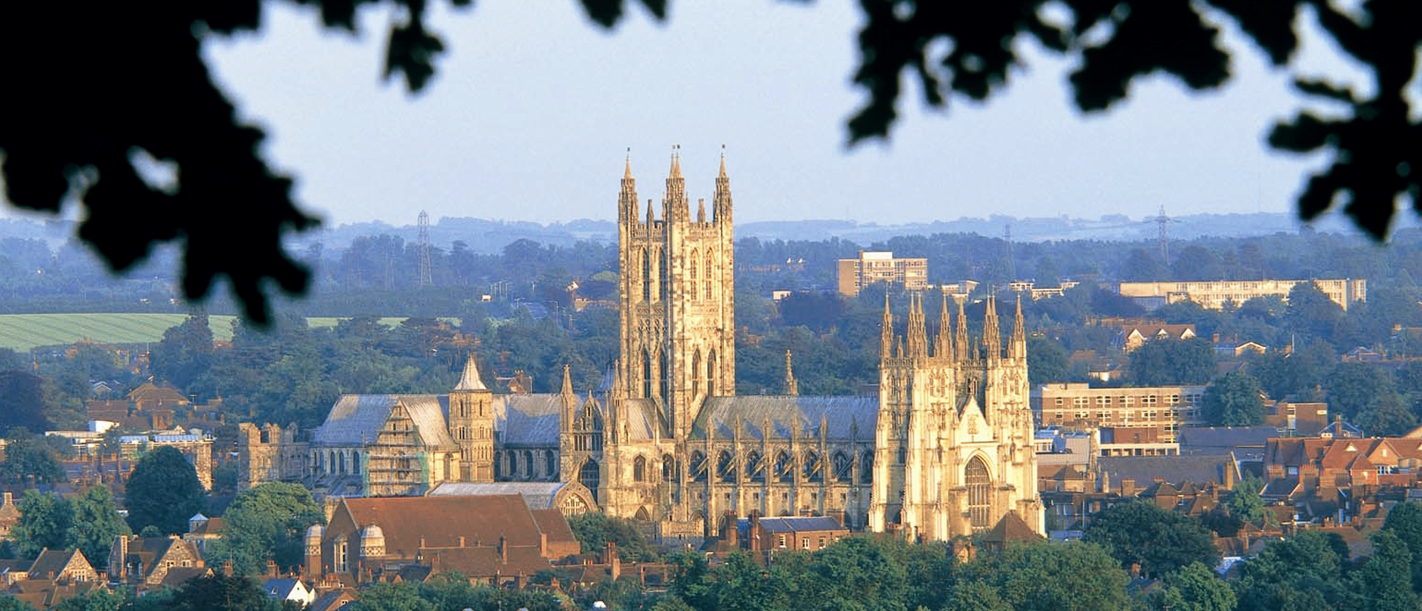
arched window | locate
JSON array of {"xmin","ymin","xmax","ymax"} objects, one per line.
[
  {"xmin": 707, "ymin": 350, "xmax": 718, "ymax": 396},
  {"xmin": 352, "ymin": 451, "xmax": 360, "ymax": 475},
  {"xmin": 546, "ymin": 450, "xmax": 557, "ymax": 478},
  {"xmin": 494, "ymin": 452, "xmax": 502, "ymax": 479},
  {"xmin": 642, "ymin": 248, "xmax": 651, "ymax": 302},
  {"xmin": 580, "ymin": 459, "xmax": 601, "ymax": 503},
  {"xmin": 329, "ymin": 451, "xmax": 338, "ymax": 475},
  {"xmin": 718, "ymin": 450, "xmax": 737, "ymax": 483},
  {"xmin": 662, "ymin": 454, "xmax": 678, "ymax": 482},
  {"xmin": 691, "ymin": 349, "xmax": 702, "ymax": 397},
  {"xmin": 775, "ymin": 451, "xmax": 794, "ymax": 483},
  {"xmin": 508, "ymin": 451, "xmax": 519, "ymax": 477},
  {"xmin": 860, "ymin": 451, "xmax": 874, "ymax": 484},
  {"xmin": 966, "ymin": 456, "xmax": 992, "ymax": 532},
  {"xmin": 634, "ymin": 456, "xmax": 647, "ymax": 482},
  {"xmin": 803, "ymin": 451, "xmax": 821, "ymax": 483},
  {"xmin": 658, "ymin": 247, "xmax": 668, "ymax": 301},
  {"xmin": 832, "ymin": 451, "xmax": 852, "ymax": 482},
  {"xmin": 705, "ymin": 252, "xmax": 714, "ymax": 300},
  {"xmin": 523, "ymin": 450, "xmax": 534, "ymax": 479},
  {"xmin": 658, "ymin": 350, "xmax": 669, "ymax": 407},
  {"xmin": 643, "ymin": 350, "xmax": 654, "ymax": 399},
  {"xmin": 745, "ymin": 451, "xmax": 764, "ymax": 482},
  {"xmin": 690, "ymin": 451, "xmax": 708, "ymax": 482}
]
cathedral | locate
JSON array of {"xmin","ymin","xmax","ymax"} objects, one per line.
[{"xmin": 279, "ymin": 149, "xmax": 1042, "ymax": 542}]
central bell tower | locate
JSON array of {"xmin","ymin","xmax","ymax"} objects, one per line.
[{"xmin": 616, "ymin": 146, "xmax": 736, "ymax": 442}]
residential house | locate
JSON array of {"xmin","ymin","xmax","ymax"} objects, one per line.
[
  {"xmin": 263, "ymin": 577, "xmax": 317, "ymax": 606},
  {"xmin": 109, "ymin": 535, "xmax": 206, "ymax": 588},
  {"xmin": 1117, "ymin": 324, "xmax": 1197, "ymax": 352}
]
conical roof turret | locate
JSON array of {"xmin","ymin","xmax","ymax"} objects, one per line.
[
  {"xmin": 881, "ymin": 293, "xmax": 894, "ymax": 359},
  {"xmin": 983, "ymin": 295, "xmax": 1001, "ymax": 360},
  {"xmin": 936, "ymin": 292, "xmax": 953, "ymax": 360},
  {"xmin": 955, "ymin": 297, "xmax": 970, "ymax": 362},
  {"xmin": 1011, "ymin": 294, "xmax": 1027, "ymax": 360},
  {"xmin": 454, "ymin": 355, "xmax": 488, "ymax": 392}
]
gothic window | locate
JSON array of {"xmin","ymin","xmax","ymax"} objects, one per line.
[
  {"xmin": 897, "ymin": 446, "xmax": 906, "ymax": 464},
  {"xmin": 643, "ymin": 351, "xmax": 654, "ymax": 399},
  {"xmin": 707, "ymin": 350, "xmax": 718, "ymax": 396},
  {"xmin": 634, "ymin": 455, "xmax": 647, "ymax": 482},
  {"xmin": 690, "ymin": 451, "xmax": 708, "ymax": 482},
  {"xmin": 523, "ymin": 450, "xmax": 535, "ymax": 478},
  {"xmin": 775, "ymin": 451, "xmax": 794, "ymax": 483},
  {"xmin": 579, "ymin": 459, "xmax": 601, "ymax": 503},
  {"xmin": 634, "ymin": 506, "xmax": 652, "ymax": 521},
  {"xmin": 494, "ymin": 453, "xmax": 502, "ymax": 479},
  {"xmin": 691, "ymin": 349, "xmax": 701, "ymax": 397},
  {"xmin": 662, "ymin": 454, "xmax": 678, "ymax": 481},
  {"xmin": 546, "ymin": 450, "xmax": 557, "ymax": 478},
  {"xmin": 352, "ymin": 451, "xmax": 360, "ymax": 475},
  {"xmin": 803, "ymin": 451, "xmax": 821, "ymax": 483},
  {"xmin": 861, "ymin": 451, "xmax": 875, "ymax": 484},
  {"xmin": 718, "ymin": 450, "xmax": 737, "ymax": 483},
  {"xmin": 832, "ymin": 451, "xmax": 852, "ymax": 482},
  {"xmin": 509, "ymin": 451, "xmax": 519, "ymax": 477},
  {"xmin": 329, "ymin": 451, "xmax": 338, "ymax": 474},
  {"xmin": 705, "ymin": 252, "xmax": 714, "ymax": 300},
  {"xmin": 659, "ymin": 350, "xmax": 669, "ymax": 408},
  {"xmin": 966, "ymin": 456, "xmax": 992, "ymax": 532},
  {"xmin": 642, "ymin": 248, "xmax": 651, "ymax": 302},
  {"xmin": 745, "ymin": 451, "xmax": 764, "ymax": 482}
]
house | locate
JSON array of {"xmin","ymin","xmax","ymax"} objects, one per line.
[
  {"xmin": 305, "ymin": 494, "xmax": 581, "ymax": 587},
  {"xmin": 979, "ymin": 512, "xmax": 1045, "ymax": 552},
  {"xmin": 18, "ymin": 549, "xmax": 99, "ymax": 584},
  {"xmin": 109, "ymin": 535, "xmax": 206, "ymax": 588},
  {"xmin": 1117, "ymin": 324, "xmax": 1197, "ymax": 352},
  {"xmin": 310, "ymin": 588, "xmax": 358, "ymax": 611},
  {"xmin": 184, "ymin": 513, "xmax": 225, "ymax": 554},
  {"xmin": 0, "ymin": 492, "xmax": 21, "ymax": 540},
  {"xmin": 734, "ymin": 514, "xmax": 849, "ymax": 552},
  {"xmin": 264, "ymin": 577, "xmax": 317, "ymax": 606}
]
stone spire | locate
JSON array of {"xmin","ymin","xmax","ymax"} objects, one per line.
[
  {"xmin": 955, "ymin": 297, "xmax": 970, "ymax": 362},
  {"xmin": 1011, "ymin": 294, "xmax": 1027, "ymax": 360},
  {"xmin": 881, "ymin": 293, "xmax": 894, "ymax": 359},
  {"xmin": 561, "ymin": 364, "xmax": 575, "ymax": 399},
  {"xmin": 784, "ymin": 350, "xmax": 798, "ymax": 396},
  {"xmin": 454, "ymin": 355, "xmax": 487, "ymax": 391},
  {"xmin": 907, "ymin": 293, "xmax": 928, "ymax": 358},
  {"xmin": 619, "ymin": 149, "xmax": 637, "ymax": 221},
  {"xmin": 983, "ymin": 295, "xmax": 1001, "ymax": 360},
  {"xmin": 697, "ymin": 198, "xmax": 706, "ymax": 223},
  {"xmin": 936, "ymin": 292, "xmax": 953, "ymax": 360},
  {"xmin": 713, "ymin": 144, "xmax": 732, "ymax": 225}
]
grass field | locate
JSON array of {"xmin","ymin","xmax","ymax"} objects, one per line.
[{"xmin": 0, "ymin": 314, "xmax": 459, "ymax": 352}]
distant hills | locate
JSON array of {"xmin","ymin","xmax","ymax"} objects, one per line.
[{"xmin": 4, "ymin": 210, "xmax": 1408, "ymax": 256}]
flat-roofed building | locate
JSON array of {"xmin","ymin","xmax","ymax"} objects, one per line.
[
  {"xmin": 837, "ymin": 251, "xmax": 928, "ymax": 296},
  {"xmin": 1118, "ymin": 278, "xmax": 1366, "ymax": 311},
  {"xmin": 1032, "ymin": 382, "xmax": 1206, "ymax": 443}
]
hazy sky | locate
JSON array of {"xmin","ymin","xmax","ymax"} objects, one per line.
[{"xmin": 12, "ymin": 2, "xmax": 1376, "ymax": 230}]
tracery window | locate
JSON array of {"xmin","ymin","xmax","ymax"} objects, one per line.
[{"xmin": 966, "ymin": 456, "xmax": 992, "ymax": 532}]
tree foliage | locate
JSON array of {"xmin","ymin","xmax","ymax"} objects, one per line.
[
  {"xmin": 1128, "ymin": 337, "xmax": 1217, "ymax": 386},
  {"xmin": 0, "ymin": 433, "xmax": 66, "ymax": 486},
  {"xmin": 566, "ymin": 512, "xmax": 656, "ymax": 562},
  {"xmin": 1083, "ymin": 499, "xmax": 1219, "ymax": 579},
  {"xmin": 124, "ymin": 446, "xmax": 206, "ymax": 535},
  {"xmin": 9, "ymin": 490, "xmax": 74, "ymax": 559},
  {"xmin": 68, "ymin": 484, "xmax": 131, "ymax": 566},
  {"xmin": 205, "ymin": 482, "xmax": 323, "ymax": 576},
  {"xmin": 4, "ymin": 0, "xmax": 1419, "ymax": 322},
  {"xmin": 0, "ymin": 372, "xmax": 53, "ymax": 434},
  {"xmin": 1203, "ymin": 371, "xmax": 1266, "ymax": 426}
]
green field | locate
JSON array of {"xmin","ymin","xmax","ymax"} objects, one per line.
[{"xmin": 0, "ymin": 314, "xmax": 460, "ymax": 352}]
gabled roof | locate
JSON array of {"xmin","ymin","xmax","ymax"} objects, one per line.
[
  {"xmin": 335, "ymin": 495, "xmax": 551, "ymax": 559},
  {"xmin": 127, "ymin": 381, "xmax": 188, "ymax": 406},
  {"xmin": 27, "ymin": 549, "xmax": 90, "ymax": 581},
  {"xmin": 981, "ymin": 512, "xmax": 1044, "ymax": 545},
  {"xmin": 746, "ymin": 516, "xmax": 845, "ymax": 533},
  {"xmin": 313, "ymin": 394, "xmax": 458, "ymax": 448}
]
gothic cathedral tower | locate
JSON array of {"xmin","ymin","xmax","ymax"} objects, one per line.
[
  {"xmin": 617, "ymin": 147, "xmax": 736, "ymax": 442},
  {"xmin": 449, "ymin": 355, "xmax": 495, "ymax": 482},
  {"xmin": 869, "ymin": 295, "xmax": 1041, "ymax": 541}
]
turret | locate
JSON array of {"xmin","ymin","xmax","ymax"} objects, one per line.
[
  {"xmin": 955, "ymin": 297, "xmax": 970, "ymax": 362},
  {"xmin": 784, "ymin": 350, "xmax": 798, "ymax": 396},
  {"xmin": 982, "ymin": 295, "xmax": 1001, "ymax": 360},
  {"xmin": 935, "ymin": 292, "xmax": 953, "ymax": 360},
  {"xmin": 906, "ymin": 293, "xmax": 928, "ymax": 358},
  {"xmin": 713, "ymin": 145, "xmax": 732, "ymax": 226},
  {"xmin": 619, "ymin": 150, "xmax": 638, "ymax": 223},
  {"xmin": 1010, "ymin": 294, "xmax": 1027, "ymax": 360},
  {"xmin": 881, "ymin": 293, "xmax": 894, "ymax": 360}
]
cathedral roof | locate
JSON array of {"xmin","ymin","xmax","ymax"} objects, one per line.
[
  {"xmin": 428, "ymin": 482, "xmax": 569, "ymax": 511},
  {"xmin": 494, "ymin": 394, "xmax": 561, "ymax": 446},
  {"xmin": 313, "ymin": 394, "xmax": 458, "ymax": 448},
  {"xmin": 692, "ymin": 396, "xmax": 878, "ymax": 441}
]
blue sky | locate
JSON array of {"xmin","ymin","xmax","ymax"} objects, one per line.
[{"xmin": 11, "ymin": 1, "xmax": 1378, "ymax": 230}]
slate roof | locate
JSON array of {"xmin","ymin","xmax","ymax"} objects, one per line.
[
  {"xmin": 494, "ymin": 395, "xmax": 562, "ymax": 446},
  {"xmin": 313, "ymin": 394, "xmax": 458, "ymax": 448},
  {"xmin": 746, "ymin": 516, "xmax": 845, "ymax": 533},
  {"xmin": 427, "ymin": 482, "xmax": 568, "ymax": 510},
  {"xmin": 693, "ymin": 396, "xmax": 879, "ymax": 441},
  {"xmin": 1099, "ymin": 455, "xmax": 1228, "ymax": 490},
  {"xmin": 1178, "ymin": 426, "xmax": 1278, "ymax": 457}
]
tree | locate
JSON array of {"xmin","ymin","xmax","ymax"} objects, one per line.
[
  {"xmin": 206, "ymin": 482, "xmax": 323, "ymax": 575},
  {"xmin": 1202, "ymin": 372, "xmax": 1266, "ymax": 426},
  {"xmin": 0, "ymin": 434, "xmax": 66, "ymax": 486},
  {"xmin": 1145, "ymin": 561, "xmax": 1236, "ymax": 611},
  {"xmin": 955, "ymin": 541, "xmax": 1129, "ymax": 611},
  {"xmin": 1225, "ymin": 474, "xmax": 1266, "ymax": 525},
  {"xmin": 1083, "ymin": 499, "xmax": 1219, "ymax": 578},
  {"xmin": 9, "ymin": 490, "xmax": 74, "ymax": 559},
  {"xmin": 124, "ymin": 446, "xmax": 205, "ymax": 535},
  {"xmin": 1027, "ymin": 335, "xmax": 1072, "ymax": 386},
  {"xmin": 4, "ymin": 1, "xmax": 1419, "ymax": 323},
  {"xmin": 162, "ymin": 574, "xmax": 275, "ymax": 611},
  {"xmin": 566, "ymin": 512, "xmax": 656, "ymax": 562},
  {"xmin": 1128, "ymin": 337, "xmax": 1217, "ymax": 386},
  {"xmin": 51, "ymin": 587, "xmax": 127, "ymax": 611},
  {"xmin": 151, "ymin": 314, "xmax": 216, "ymax": 392},
  {"xmin": 1233, "ymin": 530, "xmax": 1350, "ymax": 611},
  {"xmin": 68, "ymin": 484, "xmax": 130, "ymax": 566},
  {"xmin": 1383, "ymin": 500, "xmax": 1422, "ymax": 592},
  {"xmin": 1348, "ymin": 530, "xmax": 1420, "ymax": 611},
  {"xmin": 0, "ymin": 372, "xmax": 53, "ymax": 434}
]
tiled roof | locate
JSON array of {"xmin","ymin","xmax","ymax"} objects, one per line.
[
  {"xmin": 128, "ymin": 382, "xmax": 188, "ymax": 405},
  {"xmin": 337, "ymin": 495, "xmax": 548, "ymax": 559},
  {"xmin": 981, "ymin": 512, "xmax": 1043, "ymax": 544},
  {"xmin": 694, "ymin": 396, "xmax": 879, "ymax": 441},
  {"xmin": 27, "ymin": 549, "xmax": 85, "ymax": 580}
]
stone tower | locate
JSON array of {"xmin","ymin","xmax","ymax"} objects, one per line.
[
  {"xmin": 869, "ymin": 294, "xmax": 1041, "ymax": 541},
  {"xmin": 449, "ymin": 355, "xmax": 495, "ymax": 482},
  {"xmin": 617, "ymin": 147, "xmax": 736, "ymax": 442}
]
